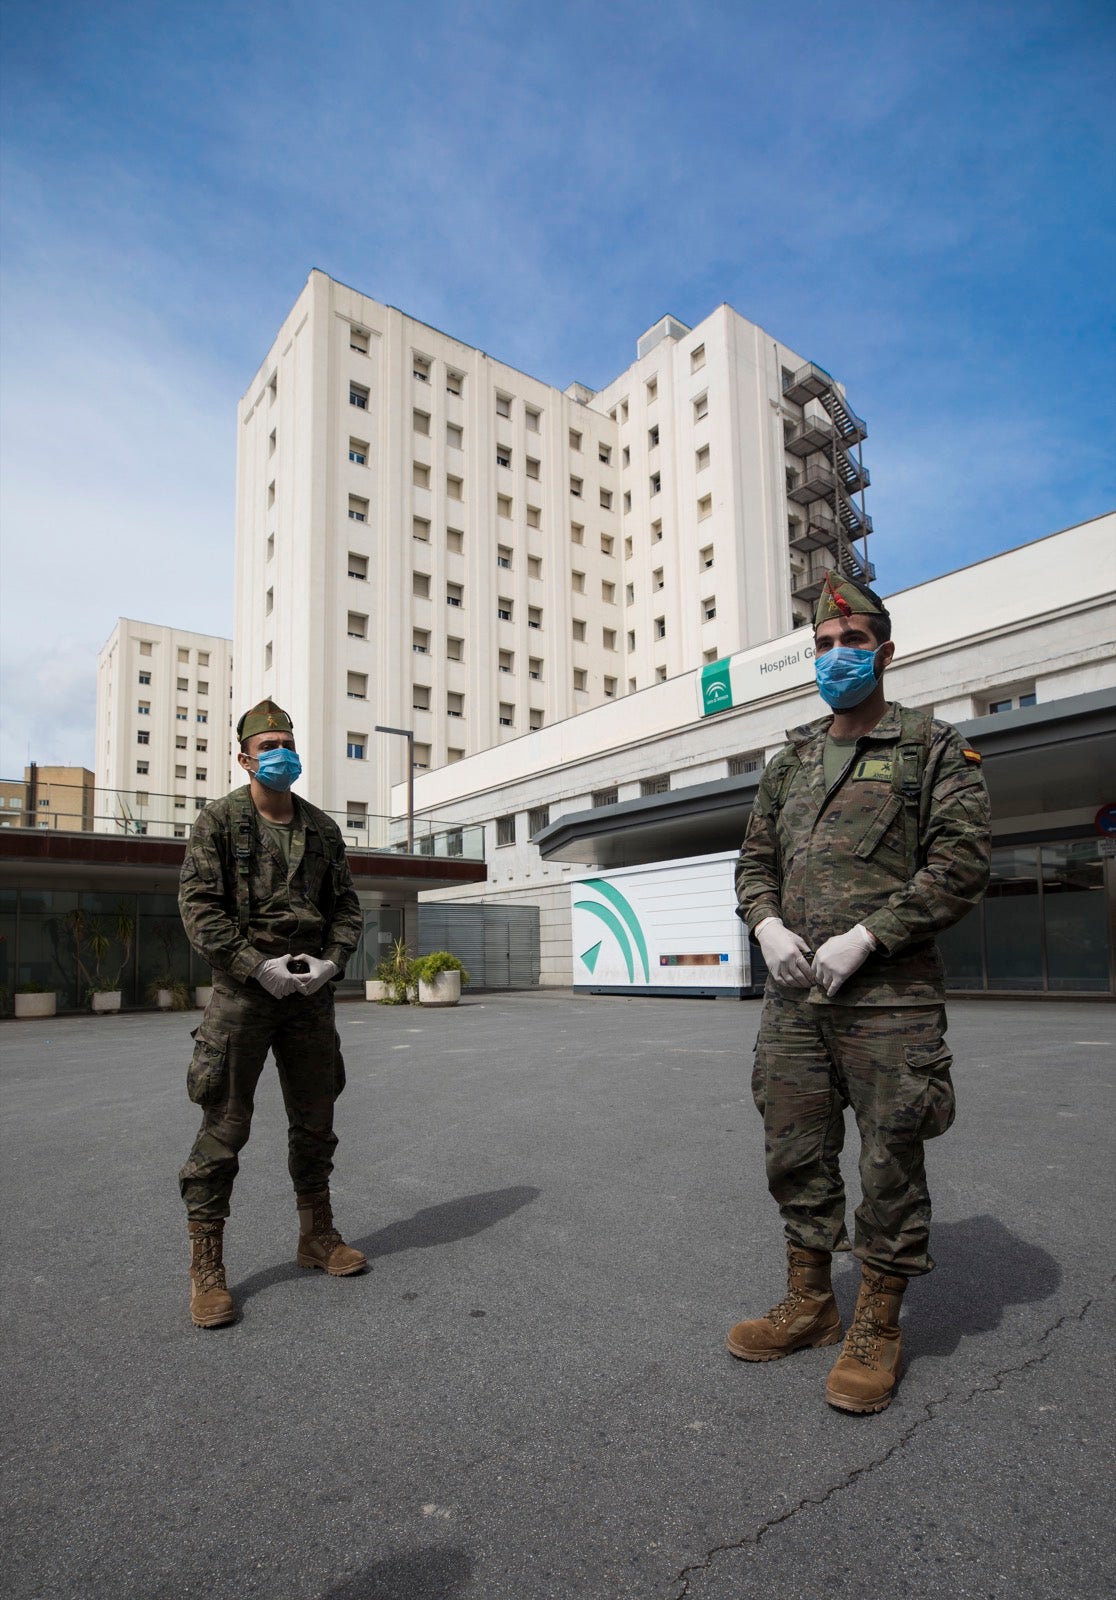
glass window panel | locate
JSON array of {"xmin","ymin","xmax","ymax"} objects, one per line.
[
  {"xmin": 16, "ymin": 890, "xmax": 81, "ymax": 1005},
  {"xmin": 939, "ymin": 906, "xmax": 984, "ymax": 990},
  {"xmin": 984, "ymin": 846, "xmax": 1043, "ymax": 991},
  {"xmin": 1041, "ymin": 841, "xmax": 1109, "ymax": 993}
]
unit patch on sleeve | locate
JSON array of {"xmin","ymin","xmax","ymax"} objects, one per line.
[{"xmin": 851, "ymin": 756, "xmax": 895, "ymax": 781}]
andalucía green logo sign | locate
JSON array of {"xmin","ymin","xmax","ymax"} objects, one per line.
[
  {"xmin": 574, "ymin": 879, "xmax": 650, "ymax": 982},
  {"xmin": 701, "ymin": 658, "xmax": 733, "ymax": 717}
]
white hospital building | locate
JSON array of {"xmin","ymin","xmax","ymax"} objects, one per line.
[{"xmin": 234, "ymin": 270, "xmax": 874, "ymax": 832}]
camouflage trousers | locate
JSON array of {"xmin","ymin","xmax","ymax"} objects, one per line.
[
  {"xmin": 178, "ymin": 976, "xmax": 346, "ymax": 1222},
  {"xmin": 751, "ymin": 990, "xmax": 956, "ymax": 1276}
]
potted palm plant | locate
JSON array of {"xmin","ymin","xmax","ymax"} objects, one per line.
[
  {"xmin": 148, "ymin": 921, "xmax": 190, "ymax": 1009},
  {"xmin": 413, "ymin": 951, "xmax": 469, "ymax": 1007},
  {"xmin": 65, "ymin": 904, "xmax": 135, "ymax": 1013},
  {"xmin": 372, "ymin": 939, "xmax": 416, "ymax": 1004}
]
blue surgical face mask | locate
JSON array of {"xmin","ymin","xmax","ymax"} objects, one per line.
[
  {"xmin": 252, "ymin": 747, "xmax": 302, "ymax": 791},
  {"xmin": 814, "ymin": 646, "xmax": 881, "ymax": 710}
]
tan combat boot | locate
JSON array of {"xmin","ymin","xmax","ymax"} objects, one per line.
[
  {"xmin": 295, "ymin": 1189, "xmax": 367, "ymax": 1276},
  {"xmin": 825, "ymin": 1265, "xmax": 907, "ymax": 1413},
  {"xmin": 726, "ymin": 1242, "xmax": 843, "ymax": 1361},
  {"xmin": 187, "ymin": 1219, "xmax": 237, "ymax": 1329}
]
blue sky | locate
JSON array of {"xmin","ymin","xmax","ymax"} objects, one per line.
[{"xmin": 1, "ymin": 0, "xmax": 1113, "ymax": 772}]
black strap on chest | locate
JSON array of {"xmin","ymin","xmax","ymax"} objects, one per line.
[{"xmin": 231, "ymin": 790, "xmax": 255, "ymax": 938}]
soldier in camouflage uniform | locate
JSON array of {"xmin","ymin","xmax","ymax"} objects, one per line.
[
  {"xmin": 178, "ymin": 699, "xmax": 367, "ymax": 1329},
  {"xmin": 728, "ymin": 573, "xmax": 991, "ymax": 1412}
]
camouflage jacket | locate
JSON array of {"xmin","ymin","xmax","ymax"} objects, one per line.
[
  {"xmin": 179, "ymin": 787, "xmax": 362, "ymax": 985},
  {"xmin": 735, "ymin": 702, "xmax": 991, "ymax": 1006}
]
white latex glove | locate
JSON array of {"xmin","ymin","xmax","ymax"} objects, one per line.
[
  {"xmin": 293, "ymin": 954, "xmax": 339, "ymax": 996},
  {"xmin": 255, "ymin": 954, "xmax": 301, "ymax": 999},
  {"xmin": 755, "ymin": 917, "xmax": 814, "ymax": 989},
  {"xmin": 812, "ymin": 925, "xmax": 877, "ymax": 997}
]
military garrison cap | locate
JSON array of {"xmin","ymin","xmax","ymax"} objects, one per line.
[
  {"xmin": 237, "ymin": 698, "xmax": 294, "ymax": 742},
  {"xmin": 815, "ymin": 571, "xmax": 886, "ymax": 628}
]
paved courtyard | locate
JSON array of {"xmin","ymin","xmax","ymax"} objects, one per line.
[{"xmin": 2, "ymin": 993, "xmax": 1113, "ymax": 1599}]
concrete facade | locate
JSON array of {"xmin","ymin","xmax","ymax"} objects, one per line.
[
  {"xmin": 235, "ymin": 271, "xmax": 871, "ymax": 827},
  {"xmin": 394, "ymin": 514, "xmax": 1116, "ymax": 988},
  {"xmin": 95, "ymin": 619, "xmax": 233, "ymax": 836}
]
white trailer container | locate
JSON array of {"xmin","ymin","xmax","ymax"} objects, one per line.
[{"xmin": 570, "ymin": 850, "xmax": 760, "ymax": 998}]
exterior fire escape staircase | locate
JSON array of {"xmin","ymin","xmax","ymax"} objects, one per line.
[{"xmin": 782, "ymin": 361, "xmax": 876, "ymax": 608}]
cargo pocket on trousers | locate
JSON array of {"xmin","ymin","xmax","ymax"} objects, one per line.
[
  {"xmin": 901, "ymin": 1041, "xmax": 956, "ymax": 1140},
  {"xmin": 333, "ymin": 1030, "xmax": 346, "ymax": 1098},
  {"xmin": 186, "ymin": 1021, "xmax": 229, "ymax": 1107}
]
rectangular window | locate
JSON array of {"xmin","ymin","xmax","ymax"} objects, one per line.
[
  {"xmin": 446, "ymin": 422, "xmax": 463, "ymax": 450},
  {"xmin": 412, "ymin": 572, "xmax": 431, "ymax": 599},
  {"xmin": 697, "ymin": 494, "xmax": 712, "ymax": 520},
  {"xmin": 412, "ymin": 462, "xmax": 430, "ymax": 489},
  {"xmin": 526, "ymin": 505, "xmax": 541, "ymax": 529},
  {"xmin": 446, "ymin": 369, "xmax": 464, "ymax": 396},
  {"xmin": 412, "ymin": 354, "xmax": 431, "ymax": 383},
  {"xmin": 136, "ymin": 729, "xmax": 149, "ymax": 745},
  {"xmin": 529, "ymin": 709, "xmax": 544, "ymax": 731},
  {"xmin": 267, "ymin": 480, "xmax": 276, "ymax": 509},
  {"xmin": 572, "ymin": 569, "xmax": 585, "ymax": 593},
  {"xmin": 447, "ymin": 748, "xmax": 464, "ymax": 764},
  {"xmin": 655, "ymin": 616, "xmax": 666, "ymax": 639},
  {"xmin": 651, "ymin": 518, "xmax": 663, "ymax": 542},
  {"xmin": 603, "ymin": 628, "xmax": 617, "ymax": 650},
  {"xmin": 350, "ymin": 382, "xmax": 369, "ymax": 410},
  {"xmin": 641, "ymin": 774, "xmax": 670, "ymax": 796},
  {"xmin": 653, "ymin": 567, "xmax": 664, "ymax": 589},
  {"xmin": 650, "ymin": 472, "xmax": 661, "ymax": 496},
  {"xmin": 267, "ymin": 533, "xmax": 275, "ymax": 561},
  {"xmin": 139, "ymin": 640, "xmax": 152, "ymax": 656},
  {"xmin": 135, "ymin": 791, "xmax": 149, "ymax": 806},
  {"xmin": 525, "ymin": 406, "xmax": 541, "ymax": 432},
  {"xmin": 602, "ymin": 581, "xmax": 616, "ymax": 603},
  {"xmin": 349, "ymin": 439, "xmax": 368, "ymax": 465},
  {"xmin": 347, "ymin": 736, "xmax": 366, "ymax": 760},
  {"xmin": 496, "ymin": 394, "xmax": 512, "ymax": 418},
  {"xmin": 195, "ymin": 769, "xmax": 207, "ymax": 782},
  {"xmin": 446, "ymin": 475, "xmax": 463, "ymax": 501},
  {"xmin": 572, "ymin": 619, "xmax": 586, "ymax": 641},
  {"xmin": 413, "ymin": 516, "xmax": 430, "ymax": 542},
  {"xmin": 346, "ymin": 802, "xmax": 368, "ymax": 830},
  {"xmin": 447, "ymin": 527, "xmax": 464, "ymax": 552},
  {"xmin": 413, "ymin": 685, "xmax": 430, "ymax": 710},
  {"xmin": 497, "ymin": 493, "xmax": 512, "ymax": 519},
  {"xmin": 178, "ymin": 647, "xmax": 189, "ymax": 664},
  {"xmin": 497, "ymin": 598, "xmax": 513, "ymax": 622},
  {"xmin": 700, "ymin": 545, "xmax": 713, "ymax": 569},
  {"xmin": 728, "ymin": 752, "xmax": 764, "ymax": 777},
  {"xmin": 136, "ymin": 760, "xmax": 149, "ymax": 775},
  {"xmin": 648, "ymin": 424, "xmax": 660, "ymax": 448},
  {"xmin": 570, "ymin": 521, "xmax": 584, "ymax": 544},
  {"xmin": 599, "ymin": 443, "xmax": 612, "ymax": 465},
  {"xmin": 655, "ymin": 665, "xmax": 667, "ymax": 682},
  {"xmin": 349, "ymin": 326, "xmax": 369, "ymax": 354},
  {"xmin": 174, "ymin": 825, "xmax": 186, "ymax": 838},
  {"xmin": 413, "ymin": 629, "xmax": 430, "ymax": 654},
  {"xmin": 696, "ymin": 445, "xmax": 710, "ymax": 472},
  {"xmin": 264, "ymin": 642, "xmax": 272, "ymax": 670},
  {"xmin": 447, "ymin": 691, "xmax": 464, "ymax": 718},
  {"xmin": 569, "ymin": 429, "xmax": 582, "ymax": 451},
  {"xmin": 703, "ymin": 598, "xmax": 717, "ymax": 621},
  {"xmin": 177, "ymin": 676, "xmax": 189, "ymax": 691},
  {"xmin": 498, "ymin": 703, "xmax": 514, "ymax": 728},
  {"xmin": 196, "ymin": 738, "xmax": 207, "ymax": 752},
  {"xmin": 497, "ymin": 545, "xmax": 512, "ymax": 570},
  {"xmin": 176, "ymin": 736, "xmax": 187, "ymax": 748},
  {"xmin": 623, "ymin": 491, "xmax": 631, "ymax": 514},
  {"xmin": 447, "ymin": 635, "xmax": 464, "ymax": 661},
  {"xmin": 570, "ymin": 476, "xmax": 583, "ymax": 498},
  {"xmin": 138, "ymin": 700, "xmax": 150, "ymax": 715},
  {"xmin": 499, "ymin": 649, "xmax": 514, "ymax": 674},
  {"xmin": 601, "ymin": 533, "xmax": 614, "ymax": 556},
  {"xmin": 348, "ymin": 552, "xmax": 368, "ymax": 580},
  {"xmin": 646, "ymin": 375, "xmax": 658, "ymax": 401},
  {"xmin": 604, "ymin": 676, "xmax": 617, "ymax": 698},
  {"xmin": 413, "ymin": 408, "xmax": 430, "ymax": 436},
  {"xmin": 693, "ymin": 392, "xmax": 708, "ymax": 422},
  {"xmin": 600, "ymin": 489, "xmax": 612, "ymax": 510},
  {"xmin": 526, "ymin": 456, "xmax": 540, "ymax": 481},
  {"xmin": 573, "ymin": 668, "xmax": 587, "ymax": 692},
  {"xmin": 496, "ymin": 445, "xmax": 512, "ymax": 469},
  {"xmin": 347, "ymin": 672, "xmax": 367, "ymax": 699},
  {"xmin": 347, "ymin": 611, "xmax": 368, "ymax": 638},
  {"xmin": 528, "ymin": 657, "xmax": 543, "ymax": 680},
  {"xmin": 593, "ymin": 786, "xmax": 618, "ymax": 807},
  {"xmin": 268, "ymin": 429, "xmax": 276, "ymax": 457},
  {"xmin": 138, "ymin": 670, "xmax": 151, "ymax": 685},
  {"xmin": 348, "ymin": 495, "xmax": 368, "ymax": 522},
  {"xmin": 691, "ymin": 344, "xmax": 706, "ymax": 373},
  {"xmin": 496, "ymin": 814, "xmax": 516, "ymax": 846},
  {"xmin": 176, "ymin": 707, "xmax": 188, "ymax": 721},
  {"xmin": 414, "ymin": 745, "xmax": 431, "ymax": 772},
  {"xmin": 446, "ymin": 582, "xmax": 463, "ymax": 608},
  {"xmin": 528, "ymin": 606, "xmax": 542, "ymax": 630},
  {"xmin": 528, "ymin": 805, "xmax": 550, "ymax": 834},
  {"xmin": 627, "ymin": 630, "xmax": 636, "ymax": 651},
  {"xmin": 197, "ymin": 712, "xmax": 208, "ymax": 724},
  {"xmin": 527, "ymin": 555, "xmax": 542, "ymax": 579}
]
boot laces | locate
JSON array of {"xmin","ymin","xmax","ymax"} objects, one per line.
[
  {"xmin": 844, "ymin": 1290, "xmax": 886, "ymax": 1365},
  {"xmin": 764, "ymin": 1285, "xmax": 806, "ymax": 1326},
  {"xmin": 192, "ymin": 1231, "xmax": 227, "ymax": 1294},
  {"xmin": 308, "ymin": 1199, "xmax": 343, "ymax": 1253}
]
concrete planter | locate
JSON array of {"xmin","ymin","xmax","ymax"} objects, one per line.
[
  {"xmin": 14, "ymin": 992, "xmax": 56, "ymax": 1019},
  {"xmin": 418, "ymin": 971, "xmax": 462, "ymax": 1007},
  {"xmin": 156, "ymin": 988, "xmax": 174, "ymax": 1011},
  {"xmin": 91, "ymin": 990, "xmax": 122, "ymax": 1014},
  {"xmin": 195, "ymin": 986, "xmax": 214, "ymax": 1009},
  {"xmin": 365, "ymin": 980, "xmax": 389, "ymax": 1002}
]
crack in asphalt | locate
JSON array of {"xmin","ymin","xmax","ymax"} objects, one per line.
[{"xmin": 665, "ymin": 1290, "xmax": 1105, "ymax": 1599}]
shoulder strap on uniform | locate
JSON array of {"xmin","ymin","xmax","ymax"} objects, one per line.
[
  {"xmin": 230, "ymin": 788, "xmax": 255, "ymax": 937},
  {"xmin": 893, "ymin": 707, "xmax": 934, "ymax": 872},
  {"xmin": 762, "ymin": 746, "xmax": 801, "ymax": 822}
]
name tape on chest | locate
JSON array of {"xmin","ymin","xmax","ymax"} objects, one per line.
[{"xmin": 851, "ymin": 756, "xmax": 894, "ymax": 782}]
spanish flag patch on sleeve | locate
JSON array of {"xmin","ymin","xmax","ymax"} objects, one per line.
[{"xmin": 961, "ymin": 748, "xmax": 982, "ymax": 765}]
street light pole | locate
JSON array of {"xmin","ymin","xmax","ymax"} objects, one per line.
[{"xmin": 374, "ymin": 725, "xmax": 415, "ymax": 852}]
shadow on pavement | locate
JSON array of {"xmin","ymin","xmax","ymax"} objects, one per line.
[
  {"xmin": 235, "ymin": 1185, "xmax": 541, "ymax": 1304},
  {"xmin": 888, "ymin": 1213, "xmax": 1062, "ymax": 1358},
  {"xmin": 318, "ymin": 1545, "xmax": 472, "ymax": 1599}
]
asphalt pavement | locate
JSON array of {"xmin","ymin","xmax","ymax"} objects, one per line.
[{"xmin": 2, "ymin": 993, "xmax": 1113, "ymax": 1600}]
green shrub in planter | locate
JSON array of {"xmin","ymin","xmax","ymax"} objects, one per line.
[{"xmin": 412, "ymin": 951, "xmax": 470, "ymax": 985}]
